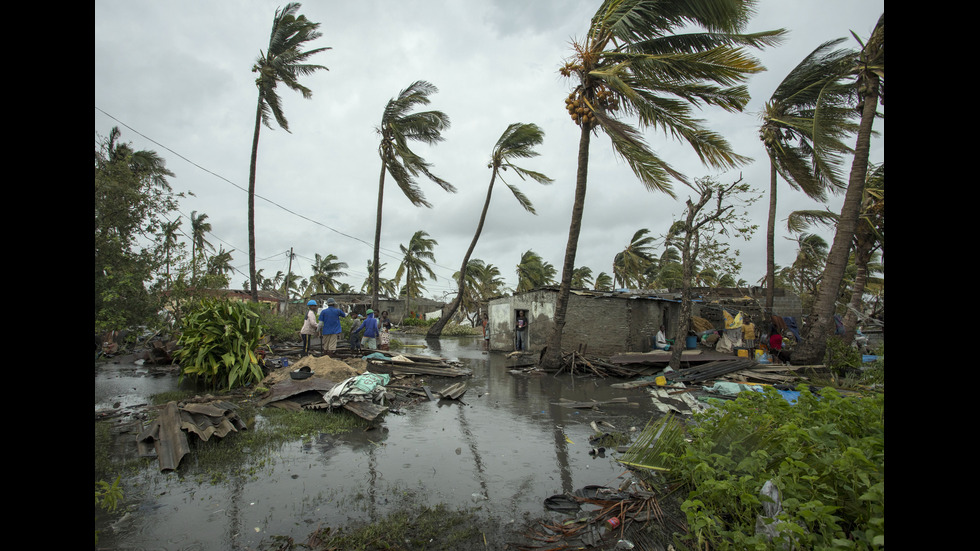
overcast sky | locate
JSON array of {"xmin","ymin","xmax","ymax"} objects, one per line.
[{"xmin": 95, "ymin": 0, "xmax": 884, "ymax": 300}]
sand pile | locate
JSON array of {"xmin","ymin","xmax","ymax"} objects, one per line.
[{"xmin": 261, "ymin": 354, "xmax": 366, "ymax": 386}]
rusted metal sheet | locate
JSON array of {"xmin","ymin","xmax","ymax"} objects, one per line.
[
  {"xmin": 137, "ymin": 402, "xmax": 190, "ymax": 472},
  {"xmin": 136, "ymin": 400, "xmax": 248, "ymax": 472}
]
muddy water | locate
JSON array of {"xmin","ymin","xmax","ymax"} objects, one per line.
[{"xmin": 95, "ymin": 335, "xmax": 663, "ymax": 550}]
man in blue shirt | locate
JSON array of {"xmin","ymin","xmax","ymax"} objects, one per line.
[
  {"xmin": 318, "ymin": 298, "xmax": 347, "ymax": 353},
  {"xmin": 356, "ymin": 309, "xmax": 381, "ymax": 350}
]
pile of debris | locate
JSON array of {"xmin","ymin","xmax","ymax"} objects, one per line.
[{"xmin": 136, "ymin": 399, "xmax": 247, "ymax": 472}]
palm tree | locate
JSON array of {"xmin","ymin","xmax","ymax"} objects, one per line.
[
  {"xmin": 593, "ymin": 271, "xmax": 613, "ymax": 291},
  {"xmin": 247, "ymin": 3, "xmax": 329, "ymax": 302},
  {"xmin": 786, "ymin": 163, "xmax": 884, "ymax": 341},
  {"xmin": 612, "ymin": 229, "xmax": 656, "ymax": 289},
  {"xmin": 795, "ymin": 14, "xmax": 884, "ymax": 365},
  {"xmin": 282, "ymin": 270, "xmax": 301, "ymax": 299},
  {"xmin": 361, "ymin": 260, "xmax": 397, "ymax": 298},
  {"xmin": 206, "ymin": 247, "xmax": 235, "ymax": 277},
  {"xmin": 759, "ymin": 38, "xmax": 857, "ymax": 316},
  {"xmin": 189, "ymin": 210, "xmax": 213, "ymax": 283},
  {"xmin": 394, "ymin": 230, "xmax": 439, "ymax": 317},
  {"xmin": 371, "ymin": 81, "xmax": 454, "ymax": 312},
  {"xmin": 428, "ymin": 123, "xmax": 552, "ymax": 337},
  {"xmin": 160, "ymin": 218, "xmax": 182, "ymax": 290},
  {"xmin": 541, "ymin": 0, "xmax": 785, "ymax": 369},
  {"xmin": 516, "ymin": 250, "xmax": 556, "ymax": 292},
  {"xmin": 309, "ymin": 253, "xmax": 348, "ymax": 294},
  {"xmin": 571, "ymin": 266, "xmax": 594, "ymax": 289}
]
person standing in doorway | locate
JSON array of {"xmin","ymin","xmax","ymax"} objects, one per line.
[
  {"xmin": 318, "ymin": 298, "xmax": 347, "ymax": 353},
  {"xmin": 301, "ymin": 300, "xmax": 319, "ymax": 356},
  {"xmin": 482, "ymin": 313, "xmax": 490, "ymax": 351},
  {"xmin": 515, "ymin": 311, "xmax": 528, "ymax": 351}
]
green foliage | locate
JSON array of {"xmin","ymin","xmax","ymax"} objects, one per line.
[
  {"xmin": 173, "ymin": 299, "xmax": 265, "ymax": 390},
  {"xmin": 626, "ymin": 387, "xmax": 884, "ymax": 549},
  {"xmin": 254, "ymin": 306, "xmax": 303, "ymax": 343},
  {"xmin": 824, "ymin": 336, "xmax": 863, "ymax": 375},
  {"xmin": 308, "ymin": 503, "xmax": 481, "ymax": 550},
  {"xmin": 401, "ymin": 316, "xmax": 436, "ymax": 327},
  {"xmin": 95, "ymin": 476, "xmax": 123, "ymax": 545},
  {"xmin": 95, "ymin": 127, "xmax": 180, "ymax": 334}
]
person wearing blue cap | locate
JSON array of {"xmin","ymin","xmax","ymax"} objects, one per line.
[{"xmin": 301, "ymin": 300, "xmax": 319, "ymax": 356}]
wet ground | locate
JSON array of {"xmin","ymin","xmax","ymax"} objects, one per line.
[{"xmin": 95, "ymin": 335, "xmax": 666, "ymax": 550}]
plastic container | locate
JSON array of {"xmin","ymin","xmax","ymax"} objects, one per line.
[
  {"xmin": 737, "ymin": 348, "xmax": 749, "ymax": 358},
  {"xmin": 655, "ymin": 376, "xmax": 666, "ymax": 386},
  {"xmin": 685, "ymin": 335, "xmax": 698, "ymax": 349}
]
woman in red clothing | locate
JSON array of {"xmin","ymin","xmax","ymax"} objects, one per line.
[{"xmin": 768, "ymin": 330, "xmax": 791, "ymax": 364}]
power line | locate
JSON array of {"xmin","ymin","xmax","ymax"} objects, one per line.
[{"xmin": 97, "ymin": 107, "xmax": 470, "ymax": 291}]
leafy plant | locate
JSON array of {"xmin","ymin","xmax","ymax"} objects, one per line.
[
  {"xmin": 173, "ymin": 299, "xmax": 265, "ymax": 390},
  {"xmin": 623, "ymin": 386, "xmax": 884, "ymax": 549},
  {"xmin": 95, "ymin": 476, "xmax": 123, "ymax": 545},
  {"xmin": 824, "ymin": 335, "xmax": 863, "ymax": 375}
]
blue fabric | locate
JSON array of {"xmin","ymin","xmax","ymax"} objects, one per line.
[
  {"xmin": 318, "ymin": 306, "xmax": 347, "ymax": 335},
  {"xmin": 833, "ymin": 314, "xmax": 845, "ymax": 335},
  {"xmin": 776, "ymin": 390, "xmax": 800, "ymax": 405},
  {"xmin": 782, "ymin": 316, "xmax": 801, "ymax": 342},
  {"xmin": 357, "ymin": 314, "xmax": 380, "ymax": 338}
]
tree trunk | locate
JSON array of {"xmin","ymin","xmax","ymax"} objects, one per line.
[
  {"xmin": 842, "ymin": 223, "xmax": 875, "ymax": 342},
  {"xmin": 248, "ymin": 100, "xmax": 263, "ymax": 302},
  {"xmin": 427, "ymin": 169, "xmax": 498, "ymax": 337},
  {"xmin": 765, "ymin": 157, "xmax": 777, "ymax": 316},
  {"xmin": 541, "ymin": 125, "xmax": 591, "ymax": 370},
  {"xmin": 793, "ymin": 47, "xmax": 880, "ymax": 365},
  {"xmin": 669, "ymin": 224, "xmax": 696, "ymax": 371},
  {"xmin": 372, "ymin": 160, "xmax": 386, "ymax": 312}
]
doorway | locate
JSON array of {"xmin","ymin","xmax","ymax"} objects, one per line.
[{"xmin": 515, "ymin": 309, "xmax": 529, "ymax": 351}]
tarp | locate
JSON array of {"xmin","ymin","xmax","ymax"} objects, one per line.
[{"xmin": 723, "ymin": 310, "xmax": 744, "ymax": 329}]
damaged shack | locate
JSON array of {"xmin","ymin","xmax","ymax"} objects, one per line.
[{"xmin": 487, "ymin": 286, "xmax": 802, "ymax": 356}]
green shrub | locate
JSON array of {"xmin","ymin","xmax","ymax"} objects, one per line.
[
  {"xmin": 824, "ymin": 336, "xmax": 862, "ymax": 375},
  {"xmin": 623, "ymin": 386, "xmax": 884, "ymax": 549},
  {"xmin": 173, "ymin": 298, "xmax": 264, "ymax": 390},
  {"xmin": 400, "ymin": 316, "xmax": 435, "ymax": 327},
  {"xmin": 254, "ymin": 306, "xmax": 303, "ymax": 343}
]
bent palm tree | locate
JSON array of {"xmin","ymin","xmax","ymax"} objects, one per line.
[
  {"xmin": 427, "ymin": 123, "xmax": 552, "ymax": 337},
  {"xmin": 541, "ymin": 0, "xmax": 785, "ymax": 369},
  {"xmin": 760, "ymin": 38, "xmax": 856, "ymax": 316},
  {"xmin": 613, "ymin": 229, "xmax": 656, "ymax": 289},
  {"xmin": 516, "ymin": 250, "xmax": 556, "ymax": 292},
  {"xmin": 794, "ymin": 14, "xmax": 884, "ymax": 365},
  {"xmin": 372, "ymin": 81, "xmax": 454, "ymax": 311},
  {"xmin": 247, "ymin": 2, "xmax": 329, "ymax": 302},
  {"xmin": 309, "ymin": 253, "xmax": 348, "ymax": 294},
  {"xmin": 190, "ymin": 210, "xmax": 213, "ymax": 283},
  {"xmin": 394, "ymin": 230, "xmax": 439, "ymax": 319}
]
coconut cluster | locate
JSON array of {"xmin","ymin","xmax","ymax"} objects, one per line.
[{"xmin": 564, "ymin": 87, "xmax": 620, "ymax": 127}]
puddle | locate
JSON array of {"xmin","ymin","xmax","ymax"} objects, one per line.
[{"xmin": 95, "ymin": 335, "xmax": 664, "ymax": 549}]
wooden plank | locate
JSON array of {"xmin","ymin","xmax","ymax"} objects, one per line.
[{"xmin": 422, "ymin": 385, "xmax": 436, "ymax": 401}]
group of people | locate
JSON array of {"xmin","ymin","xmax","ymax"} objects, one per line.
[
  {"xmin": 300, "ymin": 299, "xmax": 393, "ymax": 355},
  {"xmin": 653, "ymin": 315, "xmax": 797, "ymax": 365}
]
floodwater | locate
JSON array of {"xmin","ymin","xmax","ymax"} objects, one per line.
[{"xmin": 95, "ymin": 335, "xmax": 664, "ymax": 550}]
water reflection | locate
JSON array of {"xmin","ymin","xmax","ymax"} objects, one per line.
[{"xmin": 95, "ymin": 335, "xmax": 656, "ymax": 550}]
